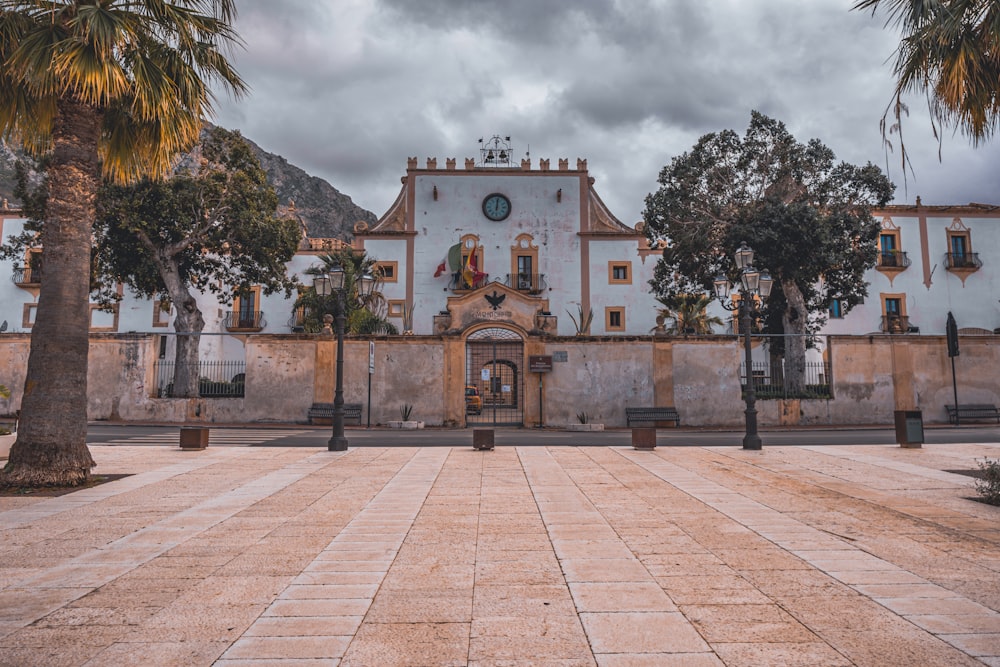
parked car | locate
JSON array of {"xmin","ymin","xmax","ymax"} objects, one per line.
[{"xmin": 465, "ymin": 385, "xmax": 482, "ymax": 414}]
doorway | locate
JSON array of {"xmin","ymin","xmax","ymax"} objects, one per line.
[{"xmin": 465, "ymin": 327, "xmax": 524, "ymax": 426}]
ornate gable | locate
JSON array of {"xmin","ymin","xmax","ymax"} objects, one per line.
[
  {"xmin": 360, "ymin": 185, "xmax": 407, "ymax": 234},
  {"xmin": 587, "ymin": 188, "xmax": 639, "ymax": 235}
]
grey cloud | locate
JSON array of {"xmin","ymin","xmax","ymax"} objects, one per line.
[{"xmin": 209, "ymin": 0, "xmax": 1000, "ymax": 226}]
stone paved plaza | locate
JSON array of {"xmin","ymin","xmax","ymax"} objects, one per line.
[{"xmin": 1, "ymin": 439, "xmax": 999, "ymax": 666}]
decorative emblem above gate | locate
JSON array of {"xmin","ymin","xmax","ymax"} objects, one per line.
[{"xmin": 484, "ymin": 291, "xmax": 507, "ymax": 311}]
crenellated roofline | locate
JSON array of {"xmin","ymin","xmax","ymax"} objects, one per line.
[{"xmin": 356, "ymin": 156, "xmax": 642, "ymax": 238}]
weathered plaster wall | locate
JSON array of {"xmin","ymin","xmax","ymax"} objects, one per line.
[
  {"xmin": 538, "ymin": 338, "xmax": 654, "ymax": 425},
  {"xmin": 1, "ymin": 332, "xmax": 998, "ymax": 427},
  {"xmin": 667, "ymin": 338, "xmax": 751, "ymax": 426}
]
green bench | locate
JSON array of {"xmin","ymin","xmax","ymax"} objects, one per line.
[
  {"xmin": 626, "ymin": 407, "xmax": 681, "ymax": 427},
  {"xmin": 946, "ymin": 404, "xmax": 1000, "ymax": 425},
  {"xmin": 307, "ymin": 403, "xmax": 363, "ymax": 425}
]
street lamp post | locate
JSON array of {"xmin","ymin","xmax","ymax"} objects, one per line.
[
  {"xmin": 314, "ymin": 265, "xmax": 375, "ymax": 452},
  {"xmin": 714, "ymin": 242, "xmax": 773, "ymax": 450}
]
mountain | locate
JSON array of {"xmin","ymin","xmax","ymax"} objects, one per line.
[
  {"xmin": 239, "ymin": 133, "xmax": 376, "ymax": 239},
  {"xmin": 0, "ymin": 131, "xmax": 376, "ymax": 239}
]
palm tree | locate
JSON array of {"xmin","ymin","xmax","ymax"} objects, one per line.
[
  {"xmin": 297, "ymin": 249, "xmax": 398, "ymax": 335},
  {"xmin": 654, "ymin": 294, "xmax": 723, "ymax": 335},
  {"xmin": 0, "ymin": 1, "xmax": 246, "ymax": 486},
  {"xmin": 854, "ymin": 0, "xmax": 1000, "ymax": 165}
]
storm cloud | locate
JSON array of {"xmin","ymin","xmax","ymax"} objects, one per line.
[{"xmin": 210, "ymin": 0, "xmax": 999, "ymax": 224}]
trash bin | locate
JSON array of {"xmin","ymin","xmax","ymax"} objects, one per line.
[{"xmin": 894, "ymin": 410, "xmax": 923, "ymax": 448}]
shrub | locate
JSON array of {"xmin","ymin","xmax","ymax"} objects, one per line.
[{"xmin": 975, "ymin": 458, "xmax": 1000, "ymax": 506}]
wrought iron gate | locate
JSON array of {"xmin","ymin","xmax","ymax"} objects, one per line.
[{"xmin": 465, "ymin": 327, "xmax": 524, "ymax": 426}]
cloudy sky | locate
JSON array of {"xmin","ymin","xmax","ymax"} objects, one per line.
[{"xmin": 210, "ymin": 0, "xmax": 999, "ymax": 225}]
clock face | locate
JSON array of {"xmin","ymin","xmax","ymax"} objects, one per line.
[{"xmin": 482, "ymin": 193, "xmax": 511, "ymax": 221}]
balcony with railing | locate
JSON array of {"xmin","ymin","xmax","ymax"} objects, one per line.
[
  {"xmin": 876, "ymin": 250, "xmax": 911, "ymax": 271},
  {"xmin": 504, "ymin": 273, "xmax": 547, "ymax": 294},
  {"xmin": 448, "ymin": 272, "xmax": 490, "ymax": 293},
  {"xmin": 881, "ymin": 314, "xmax": 916, "ymax": 334},
  {"xmin": 11, "ymin": 266, "xmax": 42, "ymax": 286},
  {"xmin": 945, "ymin": 252, "xmax": 982, "ymax": 271},
  {"xmin": 223, "ymin": 310, "xmax": 266, "ymax": 332}
]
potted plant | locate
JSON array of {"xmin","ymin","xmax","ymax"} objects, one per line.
[
  {"xmin": 388, "ymin": 404, "xmax": 424, "ymax": 430},
  {"xmin": 567, "ymin": 410, "xmax": 604, "ymax": 432}
]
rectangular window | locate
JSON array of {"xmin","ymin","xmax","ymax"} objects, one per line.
[
  {"xmin": 881, "ymin": 293, "xmax": 907, "ymax": 333},
  {"xmin": 22, "ymin": 303, "xmax": 36, "ymax": 329},
  {"xmin": 387, "ymin": 300, "xmax": 405, "ymax": 318},
  {"xmin": 374, "ymin": 261, "xmax": 398, "ymax": 282},
  {"xmin": 25, "ymin": 248, "xmax": 43, "ymax": 283},
  {"xmin": 879, "ymin": 233, "xmax": 897, "ymax": 252},
  {"xmin": 516, "ymin": 255, "xmax": 533, "ymax": 290},
  {"xmin": 152, "ymin": 299, "xmax": 170, "ymax": 328},
  {"xmin": 605, "ymin": 306, "xmax": 626, "ymax": 332},
  {"xmin": 89, "ymin": 303, "xmax": 119, "ymax": 332},
  {"xmin": 950, "ymin": 234, "xmax": 968, "ymax": 256},
  {"xmin": 878, "ymin": 231, "xmax": 902, "ymax": 267},
  {"xmin": 608, "ymin": 261, "xmax": 632, "ymax": 285},
  {"xmin": 232, "ymin": 286, "xmax": 262, "ymax": 329},
  {"xmin": 828, "ymin": 299, "xmax": 843, "ymax": 319}
]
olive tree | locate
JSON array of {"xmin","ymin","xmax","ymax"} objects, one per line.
[
  {"xmin": 643, "ymin": 111, "xmax": 895, "ymax": 393},
  {"xmin": 94, "ymin": 127, "xmax": 302, "ymax": 397}
]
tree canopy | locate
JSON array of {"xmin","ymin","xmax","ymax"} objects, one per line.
[
  {"xmin": 643, "ymin": 111, "xmax": 895, "ymax": 391},
  {"xmin": 854, "ymin": 0, "xmax": 1000, "ymax": 166},
  {"xmin": 95, "ymin": 126, "xmax": 302, "ymax": 396},
  {"xmin": 0, "ymin": 0, "xmax": 246, "ymax": 487}
]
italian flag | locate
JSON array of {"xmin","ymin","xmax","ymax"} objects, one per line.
[{"xmin": 434, "ymin": 243, "xmax": 462, "ymax": 277}]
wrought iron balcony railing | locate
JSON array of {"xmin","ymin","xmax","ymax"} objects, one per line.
[
  {"xmin": 11, "ymin": 266, "xmax": 42, "ymax": 286},
  {"xmin": 945, "ymin": 252, "xmax": 982, "ymax": 270},
  {"xmin": 223, "ymin": 310, "xmax": 266, "ymax": 331},
  {"xmin": 881, "ymin": 314, "xmax": 913, "ymax": 334},
  {"xmin": 877, "ymin": 251, "xmax": 911, "ymax": 269},
  {"xmin": 504, "ymin": 273, "xmax": 547, "ymax": 294}
]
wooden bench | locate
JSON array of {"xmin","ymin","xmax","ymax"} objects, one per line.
[
  {"xmin": 626, "ymin": 407, "xmax": 681, "ymax": 427},
  {"xmin": 946, "ymin": 404, "xmax": 1000, "ymax": 425},
  {"xmin": 307, "ymin": 402, "xmax": 363, "ymax": 425}
]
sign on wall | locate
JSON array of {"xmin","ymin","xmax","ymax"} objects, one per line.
[{"xmin": 529, "ymin": 355, "xmax": 553, "ymax": 372}]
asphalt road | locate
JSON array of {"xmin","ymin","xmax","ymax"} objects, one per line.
[{"xmin": 85, "ymin": 423, "xmax": 1000, "ymax": 448}]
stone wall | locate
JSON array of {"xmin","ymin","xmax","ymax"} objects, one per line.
[{"xmin": 0, "ymin": 332, "xmax": 997, "ymax": 427}]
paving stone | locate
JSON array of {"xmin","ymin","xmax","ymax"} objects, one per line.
[{"xmin": 1, "ymin": 442, "xmax": 998, "ymax": 666}]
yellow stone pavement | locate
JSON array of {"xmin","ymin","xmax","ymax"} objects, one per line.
[{"xmin": 1, "ymin": 440, "xmax": 999, "ymax": 666}]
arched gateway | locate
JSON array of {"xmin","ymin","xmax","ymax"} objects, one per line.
[{"xmin": 465, "ymin": 327, "xmax": 524, "ymax": 426}]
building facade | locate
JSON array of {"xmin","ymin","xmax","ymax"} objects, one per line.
[
  {"xmin": 823, "ymin": 200, "xmax": 1000, "ymax": 337},
  {"xmin": 1, "ymin": 148, "xmax": 999, "ymax": 427},
  {"xmin": 356, "ymin": 139, "xmax": 661, "ymax": 338}
]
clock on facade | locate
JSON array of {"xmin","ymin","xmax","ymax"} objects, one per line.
[{"xmin": 482, "ymin": 193, "xmax": 511, "ymax": 221}]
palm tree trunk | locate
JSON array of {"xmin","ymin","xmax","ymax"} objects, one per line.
[{"xmin": 3, "ymin": 101, "xmax": 99, "ymax": 486}]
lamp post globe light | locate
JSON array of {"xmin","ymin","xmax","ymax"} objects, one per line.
[
  {"xmin": 713, "ymin": 242, "xmax": 773, "ymax": 450},
  {"xmin": 313, "ymin": 264, "xmax": 376, "ymax": 452}
]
